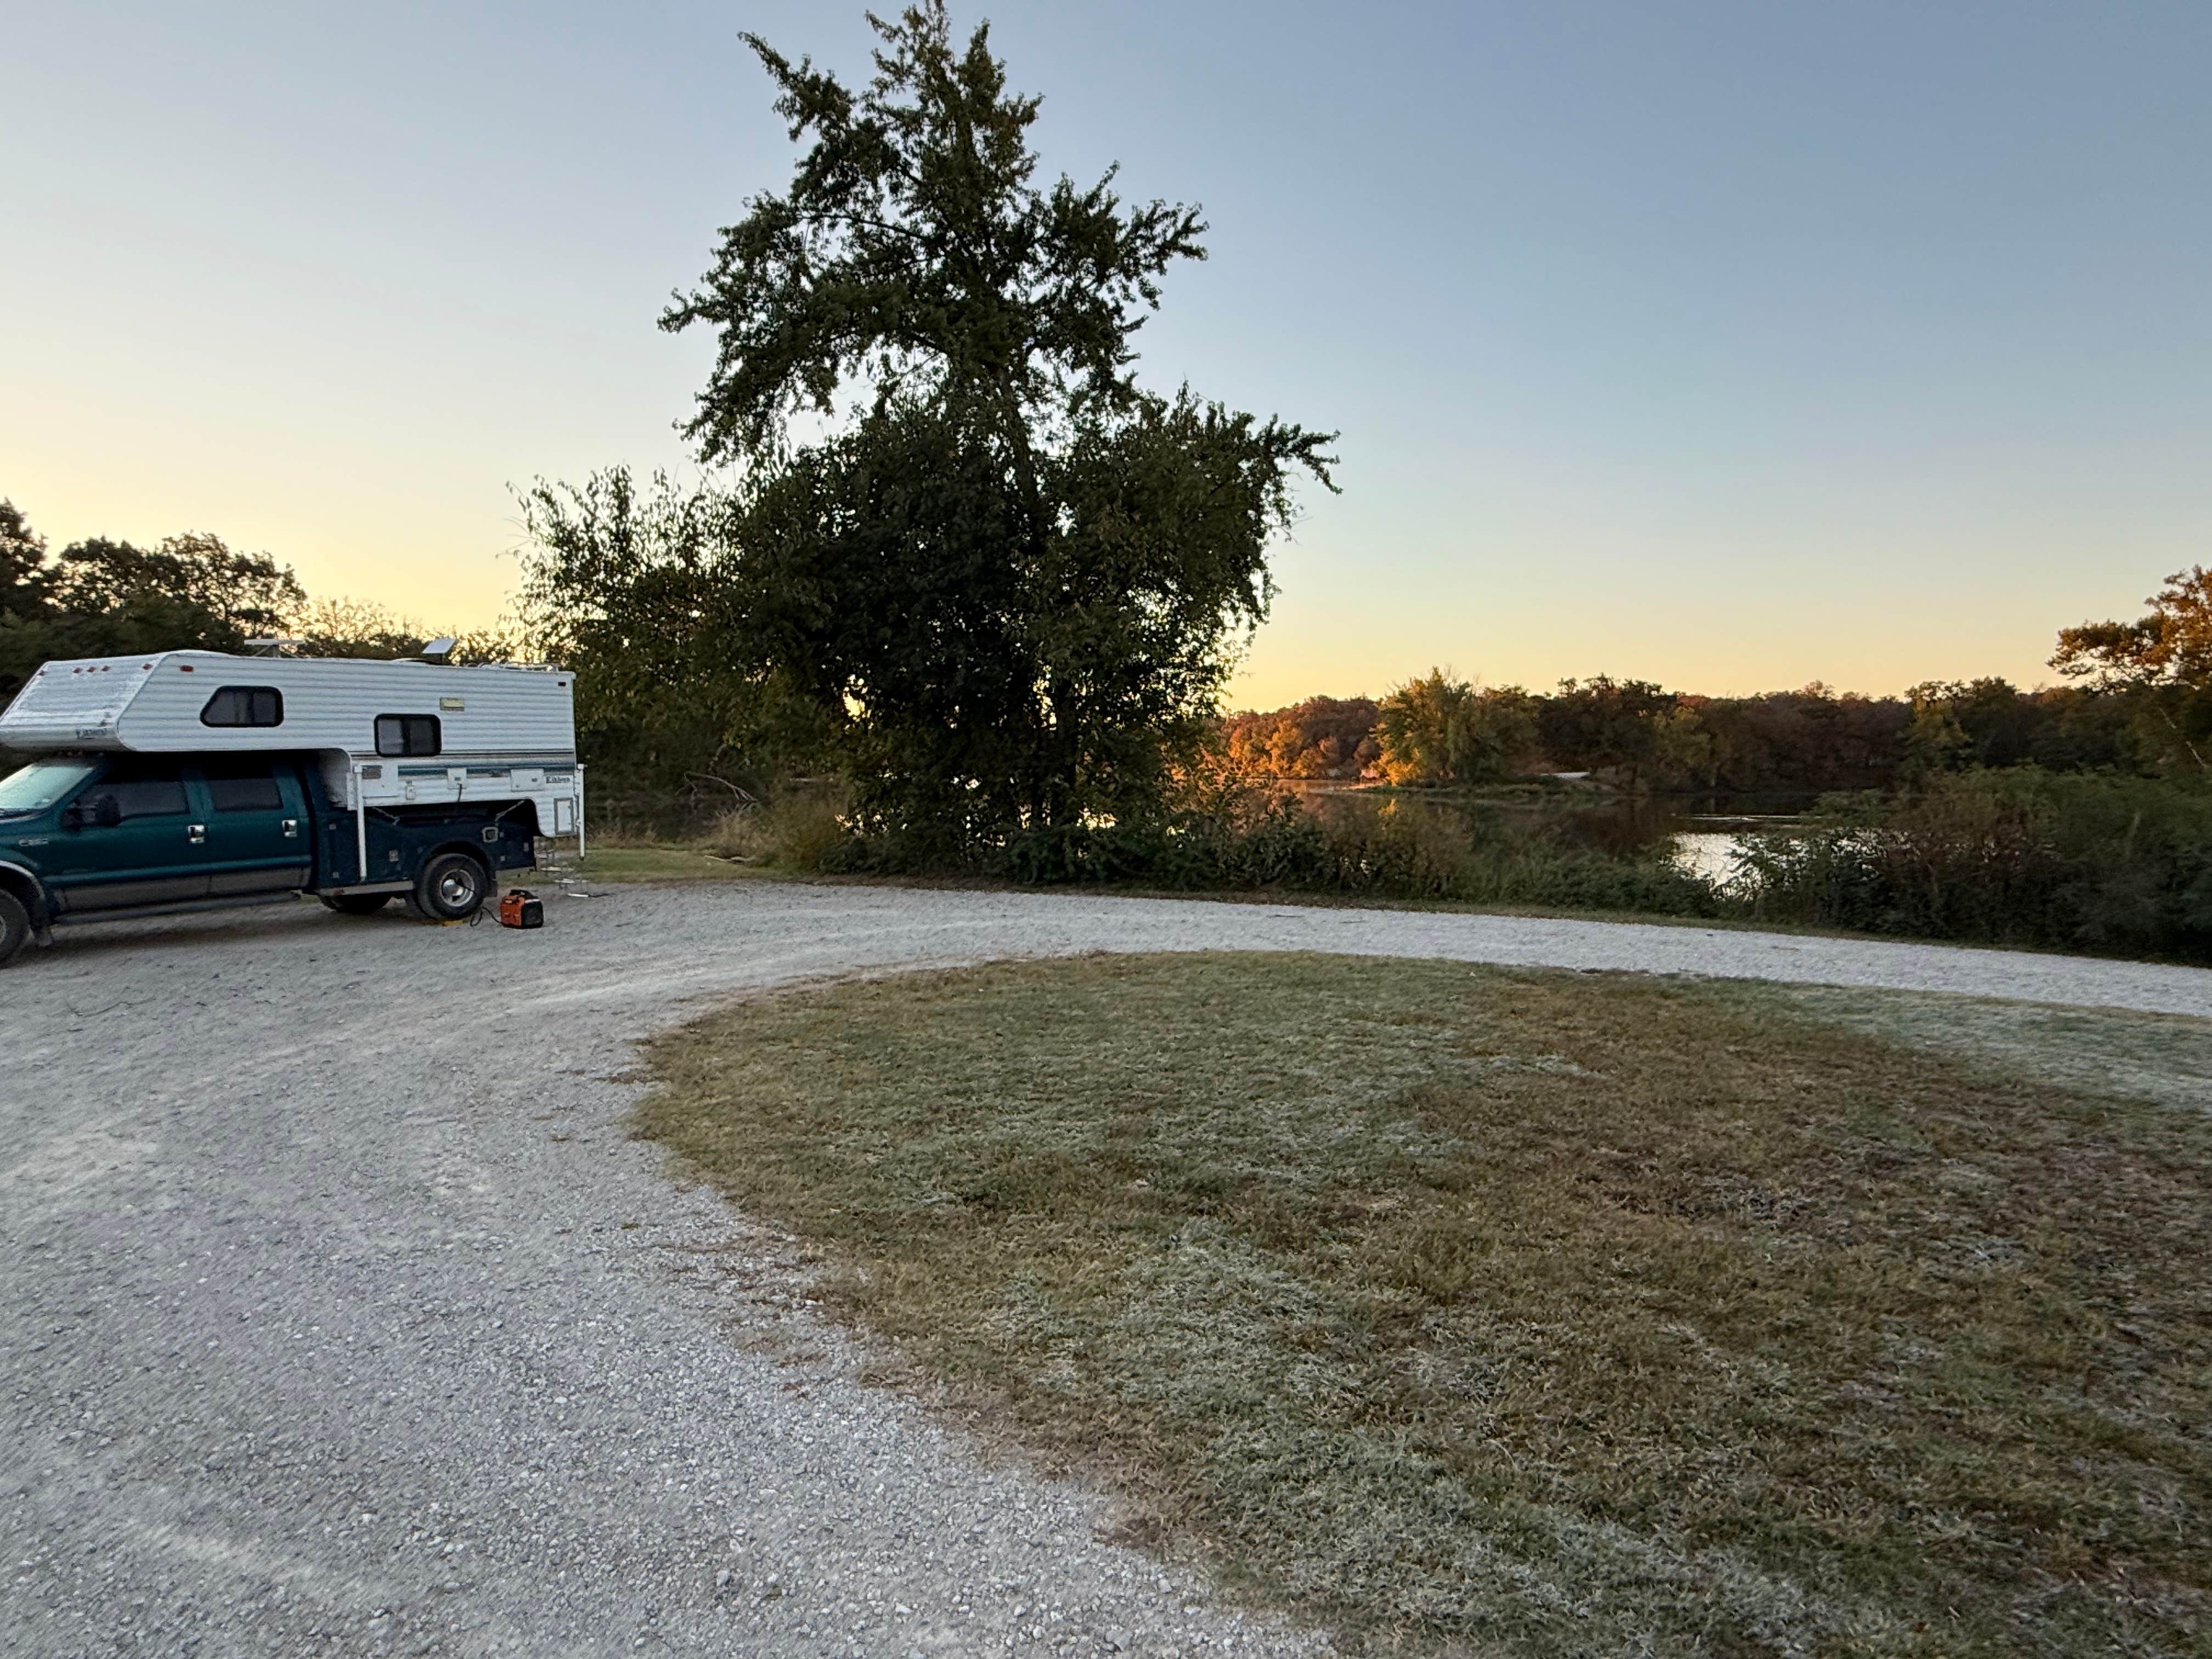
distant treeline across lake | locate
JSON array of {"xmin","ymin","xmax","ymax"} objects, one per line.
[{"xmin": 1217, "ymin": 675, "xmax": 2165, "ymax": 794}]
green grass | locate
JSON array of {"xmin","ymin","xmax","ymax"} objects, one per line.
[{"xmin": 638, "ymin": 953, "xmax": 2212, "ymax": 1657}]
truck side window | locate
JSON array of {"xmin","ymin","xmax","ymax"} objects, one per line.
[
  {"xmin": 375, "ymin": 714, "xmax": 441, "ymax": 758},
  {"xmin": 202, "ymin": 759, "xmax": 284, "ymax": 812},
  {"xmin": 201, "ymin": 686, "xmax": 284, "ymax": 727},
  {"xmin": 76, "ymin": 773, "xmax": 190, "ymax": 821}
]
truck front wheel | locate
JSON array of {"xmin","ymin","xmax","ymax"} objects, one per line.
[
  {"xmin": 320, "ymin": 893, "xmax": 393, "ymax": 917},
  {"xmin": 0, "ymin": 891, "xmax": 29, "ymax": 968},
  {"xmin": 415, "ymin": 853, "xmax": 490, "ymax": 922}
]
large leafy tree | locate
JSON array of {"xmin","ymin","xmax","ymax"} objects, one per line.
[
  {"xmin": 517, "ymin": 467, "xmax": 834, "ymax": 797},
  {"xmin": 2053, "ymin": 567, "xmax": 2212, "ymax": 691},
  {"xmin": 2052, "ymin": 567, "xmax": 2212, "ymax": 770},
  {"xmin": 659, "ymin": 2, "xmax": 1334, "ymax": 842},
  {"xmin": 0, "ymin": 500, "xmax": 57, "ymax": 713},
  {"xmin": 1, "ymin": 500, "xmax": 50, "ymax": 621},
  {"xmin": 0, "ymin": 506, "xmax": 306, "ymax": 706},
  {"xmin": 46, "ymin": 532, "xmax": 303, "ymax": 654},
  {"xmin": 1537, "ymin": 677, "xmax": 1680, "ymax": 790},
  {"xmin": 1374, "ymin": 672, "xmax": 1538, "ymax": 787}
]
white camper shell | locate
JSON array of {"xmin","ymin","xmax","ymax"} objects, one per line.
[{"xmin": 0, "ymin": 651, "xmax": 585, "ymax": 848}]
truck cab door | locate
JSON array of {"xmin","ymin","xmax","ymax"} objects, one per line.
[
  {"xmin": 192, "ymin": 758, "xmax": 314, "ymax": 895},
  {"xmin": 48, "ymin": 760, "xmax": 208, "ymax": 914}
]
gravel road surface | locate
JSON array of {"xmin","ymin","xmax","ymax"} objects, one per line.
[{"xmin": 8, "ymin": 881, "xmax": 2211, "ymax": 1658}]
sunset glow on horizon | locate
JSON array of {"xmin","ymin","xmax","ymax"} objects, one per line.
[{"xmin": 5, "ymin": 1, "xmax": 2205, "ymax": 709}]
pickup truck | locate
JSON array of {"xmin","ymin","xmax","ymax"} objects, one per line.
[{"xmin": 0, "ymin": 750, "xmax": 537, "ymax": 967}]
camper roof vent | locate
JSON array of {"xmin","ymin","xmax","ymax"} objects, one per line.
[
  {"xmin": 244, "ymin": 638, "xmax": 303, "ymax": 658},
  {"xmin": 420, "ymin": 637, "xmax": 458, "ymax": 663}
]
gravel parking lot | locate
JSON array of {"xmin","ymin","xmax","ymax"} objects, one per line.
[{"xmin": 7, "ymin": 881, "xmax": 2210, "ymax": 1658}]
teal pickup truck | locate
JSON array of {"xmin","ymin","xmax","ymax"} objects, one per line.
[
  {"xmin": 0, "ymin": 751, "xmax": 539, "ymax": 965},
  {"xmin": 0, "ymin": 648, "xmax": 583, "ymax": 967}
]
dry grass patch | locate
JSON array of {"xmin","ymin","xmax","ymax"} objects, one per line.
[
  {"xmin": 1724, "ymin": 983, "xmax": 2212, "ymax": 1119},
  {"xmin": 637, "ymin": 953, "xmax": 2212, "ymax": 1656},
  {"xmin": 552, "ymin": 847, "xmax": 774, "ymax": 883}
]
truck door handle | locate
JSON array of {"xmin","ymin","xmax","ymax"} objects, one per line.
[
  {"xmin": 188, "ymin": 823, "xmax": 207, "ymax": 844},
  {"xmin": 281, "ymin": 818, "xmax": 299, "ymax": 838}
]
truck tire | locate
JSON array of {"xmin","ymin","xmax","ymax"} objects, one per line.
[
  {"xmin": 0, "ymin": 890, "xmax": 29, "ymax": 968},
  {"xmin": 320, "ymin": 893, "xmax": 393, "ymax": 917},
  {"xmin": 415, "ymin": 852, "xmax": 489, "ymax": 922}
]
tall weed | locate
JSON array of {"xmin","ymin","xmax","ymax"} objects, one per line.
[{"xmin": 702, "ymin": 786, "xmax": 850, "ymax": 870}]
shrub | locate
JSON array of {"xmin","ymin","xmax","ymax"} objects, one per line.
[
  {"xmin": 1735, "ymin": 770, "xmax": 2212, "ymax": 961},
  {"xmin": 702, "ymin": 786, "xmax": 850, "ymax": 871},
  {"xmin": 978, "ymin": 791, "xmax": 1723, "ymax": 917}
]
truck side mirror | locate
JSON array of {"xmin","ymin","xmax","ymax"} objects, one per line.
[{"xmin": 61, "ymin": 804, "xmax": 85, "ymax": 831}]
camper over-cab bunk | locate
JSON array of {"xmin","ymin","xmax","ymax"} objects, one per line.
[{"xmin": 0, "ymin": 649, "xmax": 583, "ymax": 965}]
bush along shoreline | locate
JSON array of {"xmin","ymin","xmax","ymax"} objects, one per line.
[
  {"xmin": 663, "ymin": 769, "xmax": 2212, "ymax": 967},
  {"xmin": 1737, "ymin": 768, "xmax": 2212, "ymax": 962},
  {"xmin": 812, "ymin": 786, "xmax": 1724, "ymax": 919}
]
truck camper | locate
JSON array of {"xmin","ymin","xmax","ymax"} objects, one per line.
[{"xmin": 0, "ymin": 650, "xmax": 583, "ymax": 965}]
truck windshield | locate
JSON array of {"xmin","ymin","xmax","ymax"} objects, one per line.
[{"xmin": 0, "ymin": 759, "xmax": 99, "ymax": 815}]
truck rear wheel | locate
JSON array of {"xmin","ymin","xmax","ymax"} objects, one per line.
[
  {"xmin": 0, "ymin": 891, "xmax": 29, "ymax": 968},
  {"xmin": 415, "ymin": 853, "xmax": 489, "ymax": 922},
  {"xmin": 320, "ymin": 893, "xmax": 393, "ymax": 917}
]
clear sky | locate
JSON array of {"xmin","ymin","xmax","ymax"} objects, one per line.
[{"xmin": 4, "ymin": 1, "xmax": 2206, "ymax": 708}]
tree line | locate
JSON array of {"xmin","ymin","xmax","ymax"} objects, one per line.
[
  {"xmin": 2, "ymin": 501, "xmax": 303, "ymax": 700},
  {"xmin": 1221, "ymin": 576, "xmax": 2211, "ymax": 794},
  {"xmin": 0, "ymin": 496, "xmax": 500, "ymax": 752}
]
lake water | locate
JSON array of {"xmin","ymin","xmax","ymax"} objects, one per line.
[{"xmin": 1284, "ymin": 785, "xmax": 1818, "ymax": 888}]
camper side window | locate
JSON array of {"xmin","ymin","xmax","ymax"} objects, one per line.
[
  {"xmin": 375, "ymin": 714, "xmax": 442, "ymax": 758},
  {"xmin": 201, "ymin": 686, "xmax": 284, "ymax": 727}
]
